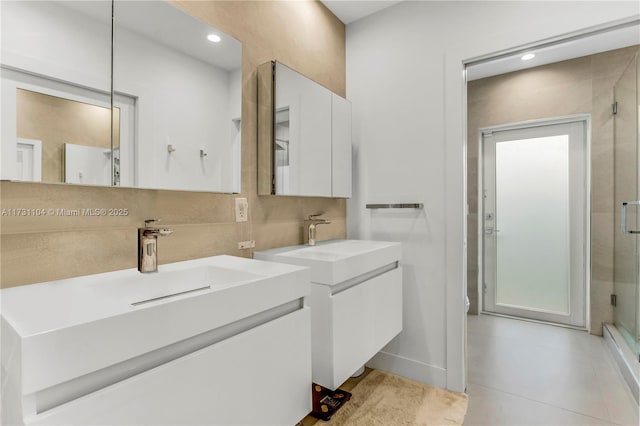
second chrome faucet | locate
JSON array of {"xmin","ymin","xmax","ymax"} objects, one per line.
[{"xmin": 304, "ymin": 214, "xmax": 331, "ymax": 246}]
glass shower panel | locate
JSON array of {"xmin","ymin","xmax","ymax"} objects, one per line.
[
  {"xmin": 495, "ymin": 136, "xmax": 570, "ymax": 313},
  {"xmin": 613, "ymin": 52, "xmax": 639, "ymax": 358}
]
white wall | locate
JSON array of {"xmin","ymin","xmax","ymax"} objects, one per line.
[
  {"xmin": 1, "ymin": 1, "xmax": 111, "ymax": 181},
  {"xmin": 228, "ymin": 68, "xmax": 242, "ymax": 193},
  {"xmin": 0, "ymin": 1, "xmax": 111, "ymax": 92},
  {"xmin": 64, "ymin": 143, "xmax": 111, "ymax": 186},
  {"xmin": 114, "ymin": 25, "xmax": 237, "ymax": 192},
  {"xmin": 346, "ymin": 1, "xmax": 640, "ymax": 392}
]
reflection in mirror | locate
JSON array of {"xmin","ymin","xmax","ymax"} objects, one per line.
[
  {"xmin": 17, "ymin": 89, "xmax": 119, "ymax": 185},
  {"xmin": 64, "ymin": 143, "xmax": 111, "ymax": 186},
  {"xmin": 16, "ymin": 138, "xmax": 41, "ymax": 182},
  {"xmin": 275, "ymin": 108, "xmax": 291, "ymax": 193},
  {"xmin": 1, "ymin": 0, "xmax": 112, "ymax": 184},
  {"xmin": 274, "ymin": 62, "xmax": 332, "ymax": 197},
  {"xmin": 1, "ymin": 1, "xmax": 242, "ymax": 193},
  {"xmin": 113, "ymin": 1, "xmax": 242, "ymax": 192}
]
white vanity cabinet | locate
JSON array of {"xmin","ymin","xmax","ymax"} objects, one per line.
[
  {"xmin": 255, "ymin": 239, "xmax": 402, "ymax": 390},
  {"xmin": 1, "ymin": 256, "xmax": 312, "ymax": 425},
  {"xmin": 310, "ymin": 265, "xmax": 402, "ymax": 389}
]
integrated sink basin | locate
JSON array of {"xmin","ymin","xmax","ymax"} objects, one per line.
[
  {"xmin": 255, "ymin": 239, "xmax": 403, "ymax": 390},
  {"xmin": 2, "ymin": 256, "xmax": 296, "ymax": 338},
  {"xmin": 255, "ymin": 239, "xmax": 401, "ymax": 285},
  {"xmin": 1, "ymin": 255, "xmax": 312, "ymax": 425},
  {"xmin": 124, "ymin": 265, "xmax": 265, "ymax": 306}
]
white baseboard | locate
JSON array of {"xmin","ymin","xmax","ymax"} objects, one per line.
[{"xmin": 366, "ymin": 350, "xmax": 447, "ymax": 388}]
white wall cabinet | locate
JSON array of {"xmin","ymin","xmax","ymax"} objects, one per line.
[
  {"xmin": 274, "ymin": 62, "xmax": 332, "ymax": 197},
  {"xmin": 331, "ymin": 94, "xmax": 352, "ymax": 198},
  {"xmin": 258, "ymin": 61, "xmax": 351, "ymax": 198}
]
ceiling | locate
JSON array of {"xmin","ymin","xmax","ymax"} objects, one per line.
[
  {"xmin": 60, "ymin": 1, "xmax": 241, "ymax": 71},
  {"xmin": 321, "ymin": 0, "xmax": 402, "ymax": 24},
  {"xmin": 466, "ymin": 22, "xmax": 640, "ymax": 81},
  {"xmin": 321, "ymin": 1, "xmax": 639, "ymax": 81}
]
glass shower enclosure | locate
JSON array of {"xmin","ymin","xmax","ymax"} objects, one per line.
[{"xmin": 613, "ymin": 50, "xmax": 639, "ymax": 361}]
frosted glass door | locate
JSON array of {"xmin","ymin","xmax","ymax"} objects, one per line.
[
  {"xmin": 497, "ymin": 136, "xmax": 570, "ymax": 312},
  {"xmin": 482, "ymin": 120, "xmax": 587, "ymax": 327}
]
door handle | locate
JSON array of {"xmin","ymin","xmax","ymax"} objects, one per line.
[
  {"xmin": 485, "ymin": 227, "xmax": 501, "ymax": 235},
  {"xmin": 621, "ymin": 201, "xmax": 640, "ymax": 234}
]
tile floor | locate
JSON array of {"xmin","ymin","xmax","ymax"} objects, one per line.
[{"xmin": 465, "ymin": 314, "xmax": 639, "ymax": 425}]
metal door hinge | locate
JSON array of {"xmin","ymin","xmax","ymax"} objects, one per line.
[
  {"xmin": 612, "ymin": 102, "xmax": 618, "ymax": 115},
  {"xmin": 483, "ymin": 283, "xmax": 488, "ymax": 293},
  {"xmin": 610, "ymin": 294, "xmax": 617, "ymax": 306}
]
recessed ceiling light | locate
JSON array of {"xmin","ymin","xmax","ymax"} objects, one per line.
[
  {"xmin": 207, "ymin": 34, "xmax": 221, "ymax": 43},
  {"xmin": 521, "ymin": 53, "xmax": 535, "ymax": 61}
]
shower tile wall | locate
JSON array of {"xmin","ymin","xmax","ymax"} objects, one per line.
[
  {"xmin": 467, "ymin": 45, "xmax": 640, "ymax": 335},
  {"xmin": 0, "ymin": 1, "xmax": 347, "ymax": 289}
]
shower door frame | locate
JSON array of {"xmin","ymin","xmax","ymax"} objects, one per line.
[
  {"xmin": 613, "ymin": 51, "xmax": 640, "ymax": 359},
  {"xmin": 478, "ymin": 114, "xmax": 591, "ymax": 330}
]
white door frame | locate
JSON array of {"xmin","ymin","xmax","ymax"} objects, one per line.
[
  {"xmin": 477, "ymin": 114, "xmax": 591, "ymax": 331},
  {"xmin": 455, "ymin": 18, "xmax": 638, "ymax": 392},
  {"xmin": 16, "ymin": 138, "xmax": 42, "ymax": 182}
]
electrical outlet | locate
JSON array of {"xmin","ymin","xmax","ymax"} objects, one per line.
[
  {"xmin": 238, "ymin": 240, "xmax": 255, "ymax": 249},
  {"xmin": 235, "ymin": 198, "xmax": 248, "ymax": 222}
]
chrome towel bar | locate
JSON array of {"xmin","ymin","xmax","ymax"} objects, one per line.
[{"xmin": 366, "ymin": 203, "xmax": 423, "ymax": 209}]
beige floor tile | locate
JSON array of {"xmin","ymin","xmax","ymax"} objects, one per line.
[
  {"xmin": 465, "ymin": 383, "xmax": 614, "ymax": 426},
  {"xmin": 466, "ymin": 315, "xmax": 639, "ymax": 425}
]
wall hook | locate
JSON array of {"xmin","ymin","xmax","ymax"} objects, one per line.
[
  {"xmin": 167, "ymin": 144, "xmax": 176, "ymax": 153},
  {"xmin": 200, "ymin": 149, "xmax": 208, "ymax": 158}
]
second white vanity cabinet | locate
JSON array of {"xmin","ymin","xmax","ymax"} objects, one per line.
[
  {"xmin": 311, "ymin": 265, "xmax": 402, "ymax": 389},
  {"xmin": 255, "ymin": 239, "xmax": 402, "ymax": 390}
]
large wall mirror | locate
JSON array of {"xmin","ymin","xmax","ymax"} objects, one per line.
[{"xmin": 1, "ymin": 1, "xmax": 242, "ymax": 193}]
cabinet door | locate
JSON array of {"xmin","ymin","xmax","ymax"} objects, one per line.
[
  {"xmin": 275, "ymin": 62, "xmax": 332, "ymax": 197},
  {"xmin": 28, "ymin": 309, "xmax": 312, "ymax": 426},
  {"xmin": 330, "ymin": 267, "xmax": 402, "ymax": 388},
  {"xmin": 331, "ymin": 94, "xmax": 352, "ymax": 198}
]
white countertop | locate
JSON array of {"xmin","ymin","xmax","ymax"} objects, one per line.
[{"xmin": 255, "ymin": 239, "xmax": 401, "ymax": 285}]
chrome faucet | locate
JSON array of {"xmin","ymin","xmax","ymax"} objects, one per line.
[
  {"xmin": 304, "ymin": 214, "xmax": 331, "ymax": 246},
  {"xmin": 138, "ymin": 219, "xmax": 173, "ymax": 273}
]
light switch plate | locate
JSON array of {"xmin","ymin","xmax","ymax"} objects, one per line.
[{"xmin": 235, "ymin": 198, "xmax": 248, "ymax": 222}]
